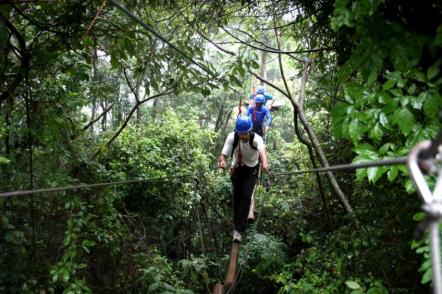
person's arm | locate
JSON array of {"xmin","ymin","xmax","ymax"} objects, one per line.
[
  {"xmin": 265, "ymin": 108, "xmax": 272, "ymax": 133},
  {"xmin": 255, "ymin": 135, "xmax": 270, "ymax": 172},
  {"xmin": 269, "ymin": 97, "xmax": 276, "ymax": 109},
  {"xmin": 258, "ymin": 147, "xmax": 270, "ymax": 172},
  {"xmin": 219, "ymin": 133, "xmax": 234, "ymax": 171},
  {"xmin": 218, "ymin": 154, "xmax": 227, "ymax": 171},
  {"xmin": 245, "ymin": 106, "xmax": 252, "ymax": 117},
  {"xmin": 247, "ymin": 94, "xmax": 254, "ymax": 106}
]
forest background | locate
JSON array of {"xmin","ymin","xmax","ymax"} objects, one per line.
[{"xmin": 1, "ymin": 0, "xmax": 441, "ymax": 293}]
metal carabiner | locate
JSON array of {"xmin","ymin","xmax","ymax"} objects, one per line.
[{"xmin": 408, "ymin": 140, "xmax": 442, "ymax": 294}]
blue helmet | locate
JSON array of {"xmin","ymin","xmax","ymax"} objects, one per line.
[
  {"xmin": 256, "ymin": 86, "xmax": 265, "ymax": 94},
  {"xmin": 255, "ymin": 94, "xmax": 265, "ymax": 103},
  {"xmin": 235, "ymin": 116, "xmax": 253, "ymax": 133}
]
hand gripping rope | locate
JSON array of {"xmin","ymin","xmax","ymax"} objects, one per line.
[{"xmin": 408, "ymin": 129, "xmax": 442, "ymax": 294}]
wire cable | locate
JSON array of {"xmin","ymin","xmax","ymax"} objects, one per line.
[
  {"xmin": 0, "ymin": 171, "xmax": 210, "ymax": 198},
  {"xmin": 0, "ymin": 157, "xmax": 407, "ymax": 199},
  {"xmin": 269, "ymin": 157, "xmax": 407, "ymax": 177}
]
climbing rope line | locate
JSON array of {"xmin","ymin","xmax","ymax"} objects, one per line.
[
  {"xmin": 0, "ymin": 170, "xmax": 210, "ymax": 198},
  {"xmin": 269, "ymin": 157, "xmax": 407, "ymax": 176},
  {"xmin": 0, "ymin": 156, "xmax": 408, "ymax": 199}
]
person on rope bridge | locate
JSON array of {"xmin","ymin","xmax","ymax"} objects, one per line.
[
  {"xmin": 218, "ymin": 116, "xmax": 270, "ymax": 242},
  {"xmin": 246, "ymin": 93, "xmax": 272, "ymax": 139},
  {"xmin": 247, "ymin": 85, "xmax": 275, "ymax": 110}
]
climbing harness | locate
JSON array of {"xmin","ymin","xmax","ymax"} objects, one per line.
[{"xmin": 408, "ymin": 129, "xmax": 442, "ymax": 294}]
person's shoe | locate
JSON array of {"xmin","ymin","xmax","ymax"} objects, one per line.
[
  {"xmin": 247, "ymin": 217, "xmax": 255, "ymax": 224},
  {"xmin": 232, "ymin": 230, "xmax": 242, "ymax": 242}
]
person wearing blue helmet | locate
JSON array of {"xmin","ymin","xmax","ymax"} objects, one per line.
[
  {"xmin": 248, "ymin": 85, "xmax": 275, "ymax": 109},
  {"xmin": 219, "ymin": 116, "xmax": 270, "ymax": 242},
  {"xmin": 246, "ymin": 94, "xmax": 272, "ymax": 139}
]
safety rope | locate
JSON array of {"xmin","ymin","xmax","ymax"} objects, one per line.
[
  {"xmin": 269, "ymin": 157, "xmax": 407, "ymax": 176},
  {"xmin": 0, "ymin": 157, "xmax": 407, "ymax": 199},
  {"xmin": 0, "ymin": 171, "xmax": 210, "ymax": 198}
]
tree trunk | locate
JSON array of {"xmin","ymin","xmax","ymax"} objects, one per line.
[
  {"xmin": 293, "ymin": 59, "xmax": 356, "ymax": 221},
  {"xmin": 271, "ymin": 23, "xmax": 357, "ymax": 223},
  {"xmin": 260, "ymin": 50, "xmax": 267, "ymax": 84},
  {"xmin": 294, "ymin": 111, "xmax": 334, "ymax": 231},
  {"xmin": 91, "ymin": 47, "xmax": 98, "ymax": 134}
]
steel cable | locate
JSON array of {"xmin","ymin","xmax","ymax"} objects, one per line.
[{"xmin": 0, "ymin": 171, "xmax": 210, "ymax": 198}]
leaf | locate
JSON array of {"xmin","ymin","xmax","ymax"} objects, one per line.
[
  {"xmin": 345, "ymin": 280, "xmax": 361, "ymax": 290},
  {"xmin": 0, "ymin": 4, "xmax": 12, "ymax": 18},
  {"xmin": 330, "ymin": 0, "xmax": 351, "ymax": 31},
  {"xmin": 423, "ymin": 91, "xmax": 442, "ymax": 117},
  {"xmin": 62, "ymin": 270, "xmax": 70, "ymax": 283},
  {"xmin": 433, "ymin": 25, "xmax": 442, "ymax": 48},
  {"xmin": 367, "ymin": 167, "xmax": 378, "ymax": 182},
  {"xmin": 387, "ymin": 166, "xmax": 399, "ymax": 182},
  {"xmin": 394, "ymin": 108, "xmax": 416, "ymax": 136},
  {"xmin": 382, "ymin": 79, "xmax": 395, "ymax": 91},
  {"xmin": 348, "ymin": 119, "xmax": 363, "ymax": 143},
  {"xmin": 367, "ymin": 288, "xmax": 384, "ymax": 294},
  {"xmin": 412, "ymin": 212, "xmax": 425, "ymax": 222},
  {"xmin": 369, "ymin": 123, "xmax": 383, "ymax": 141},
  {"xmin": 344, "ymin": 83, "xmax": 366, "ymax": 103},
  {"xmin": 378, "ymin": 143, "xmax": 390, "ymax": 155},
  {"xmin": 422, "ymin": 267, "xmax": 432, "ymax": 284},
  {"xmin": 411, "ymin": 93, "xmax": 425, "ymax": 110},
  {"xmin": 379, "ymin": 112, "xmax": 389, "ymax": 127},
  {"xmin": 0, "ymin": 156, "xmax": 10, "ymax": 164},
  {"xmin": 368, "ymin": 167, "xmax": 385, "ymax": 183},
  {"xmin": 427, "ymin": 64, "xmax": 440, "ymax": 80},
  {"xmin": 353, "ymin": 143, "xmax": 375, "ymax": 153}
]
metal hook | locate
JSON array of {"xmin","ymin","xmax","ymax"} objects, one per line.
[{"xmin": 408, "ymin": 139, "xmax": 442, "ymax": 294}]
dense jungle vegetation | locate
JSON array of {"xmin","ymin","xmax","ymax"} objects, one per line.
[{"xmin": 1, "ymin": 0, "xmax": 441, "ymax": 293}]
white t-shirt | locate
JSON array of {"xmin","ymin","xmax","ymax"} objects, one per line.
[{"xmin": 221, "ymin": 132, "xmax": 265, "ymax": 168}]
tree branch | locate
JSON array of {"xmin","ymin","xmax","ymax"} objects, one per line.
[
  {"xmin": 123, "ymin": 67, "xmax": 140, "ymax": 102},
  {"xmin": 222, "ymin": 27, "xmax": 333, "ymax": 57},
  {"xmin": 83, "ymin": 103, "xmax": 114, "ymax": 131},
  {"xmin": 92, "ymin": 89, "xmax": 173, "ymax": 159},
  {"xmin": 0, "ymin": 16, "xmax": 29, "ymax": 103}
]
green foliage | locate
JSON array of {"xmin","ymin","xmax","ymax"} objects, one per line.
[
  {"xmin": 331, "ymin": 1, "xmax": 442, "ymax": 184},
  {"xmin": 1, "ymin": 0, "xmax": 440, "ymax": 292}
]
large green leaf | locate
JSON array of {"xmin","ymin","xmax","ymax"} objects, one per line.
[
  {"xmin": 394, "ymin": 108, "xmax": 416, "ymax": 136},
  {"xmin": 348, "ymin": 118, "xmax": 363, "ymax": 143},
  {"xmin": 344, "ymin": 83, "xmax": 366, "ymax": 103},
  {"xmin": 0, "ymin": 156, "xmax": 10, "ymax": 164},
  {"xmin": 427, "ymin": 63, "xmax": 440, "ymax": 80},
  {"xmin": 369, "ymin": 122, "xmax": 383, "ymax": 141},
  {"xmin": 345, "ymin": 280, "xmax": 361, "ymax": 290},
  {"xmin": 423, "ymin": 91, "xmax": 442, "ymax": 117},
  {"xmin": 387, "ymin": 166, "xmax": 399, "ymax": 181}
]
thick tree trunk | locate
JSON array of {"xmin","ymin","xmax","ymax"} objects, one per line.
[
  {"xmin": 272, "ymin": 23, "xmax": 357, "ymax": 223},
  {"xmin": 91, "ymin": 47, "xmax": 98, "ymax": 134},
  {"xmin": 294, "ymin": 59, "xmax": 356, "ymax": 220},
  {"xmin": 100, "ymin": 101, "xmax": 107, "ymax": 131},
  {"xmin": 260, "ymin": 50, "xmax": 267, "ymax": 84},
  {"xmin": 294, "ymin": 111, "xmax": 334, "ymax": 231}
]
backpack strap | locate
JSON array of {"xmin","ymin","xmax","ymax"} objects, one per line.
[
  {"xmin": 231, "ymin": 132, "xmax": 239, "ymax": 157},
  {"xmin": 249, "ymin": 132, "xmax": 257, "ymax": 150},
  {"xmin": 232, "ymin": 132, "xmax": 257, "ymax": 158}
]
